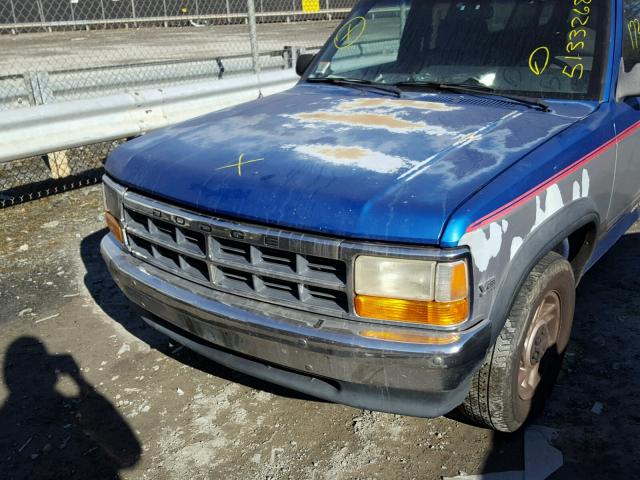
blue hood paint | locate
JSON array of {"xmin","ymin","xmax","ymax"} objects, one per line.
[{"xmin": 105, "ymin": 84, "xmax": 595, "ymax": 245}]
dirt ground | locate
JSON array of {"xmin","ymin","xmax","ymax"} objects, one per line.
[{"xmin": 0, "ymin": 186, "xmax": 639, "ymax": 480}]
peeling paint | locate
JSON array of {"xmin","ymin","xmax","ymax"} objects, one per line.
[
  {"xmin": 463, "ymin": 166, "xmax": 599, "ymax": 290},
  {"xmin": 572, "ymin": 169, "xmax": 591, "ymax": 200},
  {"xmin": 533, "ymin": 184, "xmax": 564, "ymax": 230},
  {"xmin": 460, "ymin": 222, "xmax": 505, "ymax": 273},
  {"xmin": 290, "ymin": 144, "xmax": 415, "ymax": 174},
  {"xmin": 287, "ymin": 96, "xmax": 461, "ymax": 137},
  {"xmin": 572, "ymin": 180, "xmax": 581, "ymax": 200},
  {"xmin": 397, "ymin": 111, "xmax": 522, "ymax": 182},
  {"xmin": 291, "ymin": 111, "xmax": 450, "ymax": 135},
  {"xmin": 451, "ymin": 113, "xmax": 618, "ymax": 334},
  {"xmin": 583, "ymin": 169, "xmax": 591, "ymax": 196},
  {"xmin": 107, "ymin": 83, "xmax": 595, "ymax": 250},
  {"xmin": 510, "ymin": 236, "xmax": 523, "ymax": 260},
  {"xmin": 337, "ymin": 98, "xmax": 460, "ymax": 112}
]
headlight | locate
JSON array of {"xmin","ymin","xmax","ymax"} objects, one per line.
[
  {"xmin": 354, "ymin": 256, "xmax": 469, "ymax": 327},
  {"xmin": 354, "ymin": 257, "xmax": 436, "ymax": 300},
  {"xmin": 102, "ymin": 175, "xmax": 125, "ymax": 221}
]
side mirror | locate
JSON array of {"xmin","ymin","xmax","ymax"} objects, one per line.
[
  {"xmin": 296, "ymin": 54, "xmax": 315, "ymax": 77},
  {"xmin": 616, "ymin": 59, "xmax": 640, "ymax": 102}
]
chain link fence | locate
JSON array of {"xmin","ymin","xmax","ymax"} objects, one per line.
[{"xmin": 0, "ymin": 0, "xmax": 356, "ymax": 208}]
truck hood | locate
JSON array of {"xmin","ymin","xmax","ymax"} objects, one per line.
[{"xmin": 105, "ymin": 84, "xmax": 594, "ymax": 245}]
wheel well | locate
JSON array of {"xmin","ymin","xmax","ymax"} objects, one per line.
[{"xmin": 555, "ymin": 222, "xmax": 597, "ymax": 281}]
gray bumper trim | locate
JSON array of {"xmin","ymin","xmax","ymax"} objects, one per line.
[{"xmin": 101, "ymin": 234, "xmax": 490, "ymax": 417}]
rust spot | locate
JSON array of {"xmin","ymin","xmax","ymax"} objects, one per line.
[
  {"xmin": 338, "ymin": 98, "xmax": 458, "ymax": 112},
  {"xmin": 295, "ymin": 111, "xmax": 425, "ymax": 132}
]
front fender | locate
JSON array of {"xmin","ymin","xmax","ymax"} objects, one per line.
[
  {"xmin": 485, "ymin": 198, "xmax": 599, "ymax": 342},
  {"xmin": 456, "ymin": 191, "xmax": 600, "ymax": 343}
]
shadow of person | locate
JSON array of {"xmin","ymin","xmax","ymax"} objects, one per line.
[{"xmin": 0, "ymin": 337, "xmax": 141, "ymax": 480}]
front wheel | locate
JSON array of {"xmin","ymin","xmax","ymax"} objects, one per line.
[{"xmin": 460, "ymin": 252, "xmax": 576, "ymax": 432}]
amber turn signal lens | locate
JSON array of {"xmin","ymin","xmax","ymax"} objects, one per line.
[
  {"xmin": 354, "ymin": 295, "xmax": 468, "ymax": 326},
  {"xmin": 360, "ymin": 330, "xmax": 460, "ymax": 345},
  {"xmin": 105, "ymin": 211, "xmax": 124, "ymax": 244}
]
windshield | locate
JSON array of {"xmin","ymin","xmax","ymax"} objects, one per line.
[{"xmin": 309, "ymin": 0, "xmax": 611, "ymax": 100}]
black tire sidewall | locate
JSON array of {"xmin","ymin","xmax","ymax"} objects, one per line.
[{"xmin": 492, "ymin": 253, "xmax": 575, "ymax": 431}]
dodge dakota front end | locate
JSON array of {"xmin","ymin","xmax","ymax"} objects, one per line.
[{"xmin": 101, "ymin": 0, "xmax": 640, "ymax": 431}]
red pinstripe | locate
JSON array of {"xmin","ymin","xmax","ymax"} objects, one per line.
[{"xmin": 466, "ymin": 120, "xmax": 640, "ymax": 233}]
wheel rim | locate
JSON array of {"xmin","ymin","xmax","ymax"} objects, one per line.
[{"xmin": 518, "ymin": 291, "xmax": 562, "ymax": 401}]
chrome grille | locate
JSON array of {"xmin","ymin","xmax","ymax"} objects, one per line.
[{"xmin": 122, "ymin": 192, "xmax": 349, "ymax": 316}]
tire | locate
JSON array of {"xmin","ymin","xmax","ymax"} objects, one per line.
[{"xmin": 460, "ymin": 251, "xmax": 576, "ymax": 432}]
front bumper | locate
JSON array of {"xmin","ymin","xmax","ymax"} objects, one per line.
[{"xmin": 101, "ymin": 234, "xmax": 490, "ymax": 417}]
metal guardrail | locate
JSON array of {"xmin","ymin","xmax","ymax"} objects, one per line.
[
  {"xmin": 0, "ymin": 9, "xmax": 351, "ymax": 31},
  {"xmin": 0, "ymin": 69, "xmax": 299, "ymax": 165}
]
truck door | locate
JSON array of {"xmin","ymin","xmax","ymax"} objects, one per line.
[{"xmin": 609, "ymin": 0, "xmax": 640, "ymax": 221}]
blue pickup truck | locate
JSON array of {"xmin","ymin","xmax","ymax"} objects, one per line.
[{"xmin": 101, "ymin": 0, "xmax": 640, "ymax": 431}]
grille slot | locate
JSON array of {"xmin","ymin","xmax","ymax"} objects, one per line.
[
  {"xmin": 123, "ymin": 195, "xmax": 349, "ymax": 316},
  {"xmin": 306, "ymin": 286, "xmax": 349, "ymax": 312},
  {"xmin": 304, "ymin": 255, "xmax": 346, "ymax": 283},
  {"xmin": 180, "ymin": 256, "xmax": 210, "ymax": 283},
  {"xmin": 150, "ymin": 218, "xmax": 177, "ymax": 244},
  {"xmin": 129, "ymin": 233, "xmax": 153, "ymax": 258},
  {"xmin": 153, "ymin": 244, "xmax": 181, "ymax": 270},
  {"xmin": 258, "ymin": 247, "xmax": 297, "ymax": 273},
  {"xmin": 179, "ymin": 229, "xmax": 206, "ymax": 256},
  {"xmin": 257, "ymin": 276, "xmax": 299, "ymax": 302},
  {"xmin": 215, "ymin": 266, "xmax": 254, "ymax": 293},
  {"xmin": 125, "ymin": 209, "xmax": 150, "ymax": 232},
  {"xmin": 214, "ymin": 238, "xmax": 252, "ymax": 264}
]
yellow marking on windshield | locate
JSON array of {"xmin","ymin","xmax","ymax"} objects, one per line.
[
  {"xmin": 528, "ymin": 46, "xmax": 550, "ymax": 76},
  {"xmin": 629, "ymin": 18, "xmax": 640, "ymax": 49},
  {"xmin": 334, "ymin": 16, "xmax": 367, "ymax": 49},
  {"xmin": 529, "ymin": 0, "xmax": 594, "ymax": 81},
  {"xmin": 217, "ymin": 154, "xmax": 264, "ymax": 177}
]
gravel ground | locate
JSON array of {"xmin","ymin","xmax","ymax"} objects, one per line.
[{"xmin": 0, "ymin": 186, "xmax": 639, "ymax": 480}]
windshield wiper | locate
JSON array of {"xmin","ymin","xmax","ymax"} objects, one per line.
[
  {"xmin": 307, "ymin": 77, "xmax": 403, "ymax": 98},
  {"xmin": 395, "ymin": 81, "xmax": 550, "ymax": 112}
]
